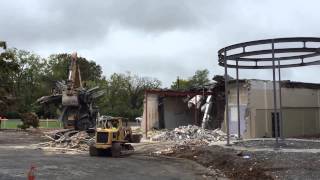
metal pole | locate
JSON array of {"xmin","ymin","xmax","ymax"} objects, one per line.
[
  {"xmin": 271, "ymin": 40, "xmax": 279, "ymax": 145},
  {"xmin": 224, "ymin": 48, "xmax": 230, "ymax": 146},
  {"xmin": 278, "ymin": 59, "xmax": 283, "ymax": 139},
  {"xmin": 236, "ymin": 60, "xmax": 241, "ymax": 139},
  {"xmin": 145, "ymin": 91, "xmax": 148, "ymax": 138},
  {"xmin": 195, "ymin": 95, "xmax": 198, "ymax": 125}
]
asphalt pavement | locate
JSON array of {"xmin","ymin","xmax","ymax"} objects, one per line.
[{"xmin": 0, "ymin": 130, "xmax": 212, "ymax": 180}]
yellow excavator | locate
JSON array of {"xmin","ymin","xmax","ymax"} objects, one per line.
[
  {"xmin": 89, "ymin": 116, "xmax": 137, "ymax": 157},
  {"xmin": 37, "ymin": 53, "xmax": 104, "ymax": 130}
]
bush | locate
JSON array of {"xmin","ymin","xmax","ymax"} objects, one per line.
[{"xmin": 18, "ymin": 112, "xmax": 39, "ymax": 129}]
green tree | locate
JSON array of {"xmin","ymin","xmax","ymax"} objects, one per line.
[
  {"xmin": 0, "ymin": 48, "xmax": 161, "ymax": 122},
  {"xmin": 189, "ymin": 69, "xmax": 210, "ymax": 87},
  {"xmin": 170, "ymin": 78, "xmax": 191, "ymax": 90},
  {"xmin": 0, "ymin": 49, "xmax": 19, "ymax": 115},
  {"xmin": 171, "ymin": 69, "xmax": 211, "ymax": 90},
  {"xmin": 3, "ymin": 48, "xmax": 47, "ymax": 113},
  {"xmin": 126, "ymin": 73, "xmax": 162, "ymax": 109},
  {"xmin": 98, "ymin": 72, "xmax": 161, "ymax": 120},
  {"xmin": 46, "ymin": 53, "xmax": 103, "ymax": 84}
]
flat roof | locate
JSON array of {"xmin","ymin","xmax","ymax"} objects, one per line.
[
  {"xmin": 229, "ymin": 79, "xmax": 320, "ymax": 89},
  {"xmin": 145, "ymin": 89, "xmax": 213, "ymax": 97}
]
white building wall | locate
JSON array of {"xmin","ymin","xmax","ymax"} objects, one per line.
[
  {"xmin": 141, "ymin": 94, "xmax": 159, "ymax": 131},
  {"xmin": 227, "ymin": 80, "xmax": 320, "ymax": 138},
  {"xmin": 222, "ymin": 82, "xmax": 249, "ymax": 137}
]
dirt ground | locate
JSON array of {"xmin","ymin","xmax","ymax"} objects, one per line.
[
  {"xmin": 0, "ymin": 129, "xmax": 216, "ymax": 180},
  {"xmin": 158, "ymin": 140, "xmax": 320, "ymax": 180}
]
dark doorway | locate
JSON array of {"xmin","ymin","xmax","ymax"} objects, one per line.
[
  {"xmin": 158, "ymin": 97, "xmax": 165, "ymax": 129},
  {"xmin": 271, "ymin": 112, "xmax": 280, "ymax": 138}
]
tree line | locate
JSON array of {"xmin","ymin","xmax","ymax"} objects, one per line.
[{"xmin": 0, "ymin": 48, "xmax": 210, "ymax": 120}]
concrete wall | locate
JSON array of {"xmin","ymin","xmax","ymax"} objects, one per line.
[
  {"xmin": 250, "ymin": 80, "xmax": 320, "ymax": 138},
  {"xmin": 141, "ymin": 94, "xmax": 159, "ymax": 131},
  {"xmin": 163, "ymin": 97, "xmax": 195, "ymax": 129},
  {"xmin": 255, "ymin": 108, "xmax": 320, "ymax": 137},
  {"xmin": 226, "ymin": 80, "xmax": 320, "ymax": 138},
  {"xmin": 141, "ymin": 94, "xmax": 195, "ymax": 131},
  {"xmin": 222, "ymin": 83, "xmax": 249, "ymax": 137},
  {"xmin": 247, "ymin": 80, "xmax": 278, "ymax": 138}
]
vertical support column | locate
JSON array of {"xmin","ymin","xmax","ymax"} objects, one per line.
[
  {"xmin": 145, "ymin": 91, "xmax": 148, "ymax": 138},
  {"xmin": 236, "ymin": 60, "xmax": 241, "ymax": 139},
  {"xmin": 224, "ymin": 48, "xmax": 230, "ymax": 146},
  {"xmin": 278, "ymin": 60, "xmax": 283, "ymax": 139},
  {"xmin": 195, "ymin": 95, "xmax": 198, "ymax": 125},
  {"xmin": 271, "ymin": 40, "xmax": 279, "ymax": 145}
]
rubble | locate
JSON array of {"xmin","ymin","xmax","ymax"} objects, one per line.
[
  {"xmin": 38, "ymin": 130, "xmax": 93, "ymax": 151},
  {"xmin": 151, "ymin": 125, "xmax": 227, "ymax": 145}
]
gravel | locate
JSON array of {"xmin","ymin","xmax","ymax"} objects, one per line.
[{"xmin": 234, "ymin": 139, "xmax": 320, "ymax": 149}]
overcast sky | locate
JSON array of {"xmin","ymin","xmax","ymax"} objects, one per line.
[{"xmin": 1, "ymin": 0, "xmax": 320, "ymax": 87}]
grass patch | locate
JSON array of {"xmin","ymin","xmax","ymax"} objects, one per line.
[{"xmin": 1, "ymin": 119, "xmax": 62, "ymax": 129}]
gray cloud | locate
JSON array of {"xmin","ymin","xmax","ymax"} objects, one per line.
[
  {"xmin": 0, "ymin": 0, "xmax": 214, "ymax": 46},
  {"xmin": 1, "ymin": 0, "xmax": 320, "ymax": 87}
]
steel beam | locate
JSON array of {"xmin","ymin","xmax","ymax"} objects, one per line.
[
  {"xmin": 236, "ymin": 60, "xmax": 241, "ymax": 139},
  {"xmin": 218, "ymin": 37, "xmax": 320, "ymax": 69},
  {"xmin": 218, "ymin": 61, "xmax": 320, "ymax": 69},
  {"xmin": 195, "ymin": 95, "xmax": 197, "ymax": 125},
  {"xmin": 224, "ymin": 48, "xmax": 230, "ymax": 146},
  {"xmin": 218, "ymin": 37, "xmax": 320, "ymax": 53},
  {"xmin": 145, "ymin": 91, "xmax": 148, "ymax": 138},
  {"xmin": 278, "ymin": 59, "xmax": 283, "ymax": 139},
  {"xmin": 272, "ymin": 41, "xmax": 279, "ymax": 145}
]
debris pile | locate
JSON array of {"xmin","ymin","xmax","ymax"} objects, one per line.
[
  {"xmin": 39, "ymin": 130, "xmax": 93, "ymax": 151},
  {"xmin": 151, "ymin": 125, "xmax": 226, "ymax": 145}
]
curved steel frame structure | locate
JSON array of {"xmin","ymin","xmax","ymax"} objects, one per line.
[{"xmin": 218, "ymin": 37, "xmax": 320, "ymax": 146}]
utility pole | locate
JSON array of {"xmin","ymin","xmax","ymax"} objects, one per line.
[
  {"xmin": 177, "ymin": 76, "xmax": 180, "ymax": 89},
  {"xmin": 0, "ymin": 41, "xmax": 6, "ymax": 130}
]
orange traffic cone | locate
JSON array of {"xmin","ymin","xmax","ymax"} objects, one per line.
[{"xmin": 28, "ymin": 165, "xmax": 36, "ymax": 180}]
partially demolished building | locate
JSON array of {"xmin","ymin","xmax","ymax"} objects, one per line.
[
  {"xmin": 142, "ymin": 37, "xmax": 320, "ymax": 142},
  {"xmin": 217, "ymin": 37, "xmax": 320, "ymax": 144},
  {"xmin": 141, "ymin": 76, "xmax": 226, "ymax": 135},
  {"xmin": 141, "ymin": 89, "xmax": 215, "ymax": 131},
  {"xmin": 142, "ymin": 78, "xmax": 320, "ymax": 139},
  {"xmin": 225, "ymin": 79, "xmax": 320, "ymax": 139}
]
